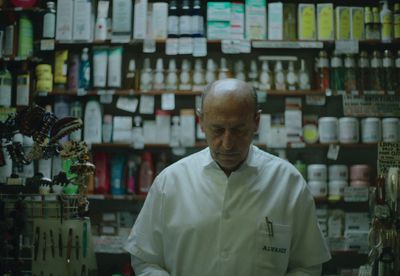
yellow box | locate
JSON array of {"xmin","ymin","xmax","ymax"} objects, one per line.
[
  {"xmin": 351, "ymin": 7, "xmax": 364, "ymax": 40},
  {"xmin": 317, "ymin": 4, "xmax": 334, "ymax": 40},
  {"xmin": 298, "ymin": 4, "xmax": 316, "ymax": 40},
  {"xmin": 336, "ymin": 6, "xmax": 351, "ymax": 40}
]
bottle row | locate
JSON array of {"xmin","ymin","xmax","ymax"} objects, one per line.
[
  {"xmin": 1, "ymin": 1, "xmax": 400, "ymax": 58},
  {"xmin": 316, "ymin": 50, "xmax": 400, "ymax": 94}
]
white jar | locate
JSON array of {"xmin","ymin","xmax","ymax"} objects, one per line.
[
  {"xmin": 308, "ymin": 180, "xmax": 328, "ymax": 198},
  {"xmin": 329, "ymin": 165, "xmax": 348, "ymax": 181},
  {"xmin": 339, "ymin": 117, "xmax": 359, "ymax": 144},
  {"xmin": 361, "ymin": 117, "xmax": 381, "ymax": 143},
  {"xmin": 318, "ymin": 117, "xmax": 339, "ymax": 143},
  {"xmin": 308, "ymin": 164, "xmax": 327, "ymax": 181},
  {"xmin": 382, "ymin": 118, "xmax": 399, "ymax": 142},
  {"xmin": 328, "ymin": 180, "xmax": 347, "ymax": 200}
]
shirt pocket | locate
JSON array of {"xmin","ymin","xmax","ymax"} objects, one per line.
[{"xmin": 254, "ymin": 223, "xmax": 291, "ymax": 276}]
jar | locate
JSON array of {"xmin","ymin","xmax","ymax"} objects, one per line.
[
  {"xmin": 328, "ymin": 180, "xmax": 347, "ymax": 200},
  {"xmin": 308, "ymin": 164, "xmax": 327, "ymax": 181},
  {"xmin": 308, "ymin": 180, "xmax": 328, "ymax": 198},
  {"xmin": 350, "ymin": 180, "xmax": 370, "ymax": 188},
  {"xmin": 329, "ymin": 165, "xmax": 348, "ymax": 181},
  {"xmin": 382, "ymin": 118, "xmax": 399, "ymax": 142},
  {"xmin": 339, "ymin": 117, "xmax": 359, "ymax": 144},
  {"xmin": 361, "ymin": 117, "xmax": 381, "ymax": 143},
  {"xmin": 318, "ymin": 117, "xmax": 339, "ymax": 143},
  {"xmin": 350, "ymin": 164, "xmax": 370, "ymax": 181}
]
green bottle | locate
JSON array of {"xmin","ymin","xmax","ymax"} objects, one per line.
[{"xmin": 18, "ymin": 14, "xmax": 33, "ymax": 58}]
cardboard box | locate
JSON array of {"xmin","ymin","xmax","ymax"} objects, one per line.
[
  {"xmin": 351, "ymin": 7, "xmax": 364, "ymax": 40},
  {"xmin": 56, "ymin": 0, "xmax": 74, "ymax": 40},
  {"xmin": 268, "ymin": 2, "xmax": 296, "ymax": 40},
  {"xmin": 73, "ymin": 0, "xmax": 93, "ymax": 40},
  {"xmin": 134, "ymin": 0, "xmax": 148, "ymax": 39},
  {"xmin": 298, "ymin": 4, "xmax": 316, "ymax": 40},
  {"xmin": 231, "ymin": 3, "xmax": 245, "ymax": 39},
  {"xmin": 317, "ymin": 3, "xmax": 334, "ymax": 40},
  {"xmin": 207, "ymin": 2, "xmax": 232, "ymax": 21},
  {"xmin": 245, "ymin": 0, "xmax": 267, "ymax": 40},
  {"xmin": 336, "ymin": 6, "xmax": 351, "ymax": 40}
]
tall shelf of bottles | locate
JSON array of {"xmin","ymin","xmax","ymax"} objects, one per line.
[{"xmin": 1, "ymin": 0, "xmax": 400, "ymax": 275}]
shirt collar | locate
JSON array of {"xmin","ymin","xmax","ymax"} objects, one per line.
[{"xmin": 200, "ymin": 145, "xmax": 259, "ymax": 172}]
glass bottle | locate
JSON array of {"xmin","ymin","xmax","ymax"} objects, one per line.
[
  {"xmin": 140, "ymin": 58, "xmax": 153, "ymax": 91},
  {"xmin": 259, "ymin": 60, "xmax": 272, "ymax": 91},
  {"xmin": 153, "ymin": 58, "xmax": 165, "ymax": 90},
  {"xmin": 167, "ymin": 0, "xmax": 179, "ymax": 38},
  {"xmin": 274, "ymin": 60, "xmax": 286, "ymax": 91},
  {"xmin": 192, "ymin": 59, "xmax": 205, "ymax": 91},
  {"xmin": 286, "ymin": 61, "xmax": 297, "ymax": 90},
  {"xmin": 382, "ymin": 50, "xmax": 395, "ymax": 94},
  {"xmin": 380, "ymin": 0, "xmax": 393, "ymax": 43},
  {"xmin": 16, "ymin": 62, "xmax": 30, "ymax": 107},
  {"xmin": 330, "ymin": 51, "xmax": 345, "ymax": 94},
  {"xmin": 205, "ymin": 59, "xmax": 217, "ymax": 84},
  {"xmin": 357, "ymin": 51, "xmax": 370, "ymax": 94},
  {"xmin": 179, "ymin": 0, "xmax": 192, "ymax": 38},
  {"xmin": 218, "ymin": 57, "xmax": 230, "ymax": 79},
  {"xmin": 234, "ymin": 60, "xmax": 246, "ymax": 81},
  {"xmin": 373, "ymin": 7, "xmax": 381, "ymax": 40},
  {"xmin": 191, "ymin": 0, "xmax": 204, "ymax": 37},
  {"xmin": 344, "ymin": 54, "xmax": 357, "ymax": 93},
  {"xmin": 248, "ymin": 60, "xmax": 259, "ymax": 89},
  {"xmin": 79, "ymin": 47, "xmax": 90, "ymax": 90},
  {"xmin": 138, "ymin": 151, "xmax": 155, "ymax": 194},
  {"xmin": 370, "ymin": 51, "xmax": 384, "ymax": 93},
  {"xmin": 179, "ymin": 59, "xmax": 192, "ymax": 90},
  {"xmin": 42, "ymin": 1, "xmax": 56, "ymax": 39},
  {"xmin": 364, "ymin": 7, "xmax": 374, "ymax": 40},
  {"xmin": 124, "ymin": 59, "xmax": 136, "ymax": 89},
  {"xmin": 166, "ymin": 59, "xmax": 178, "ymax": 91},
  {"xmin": 316, "ymin": 51, "xmax": 330, "ymax": 91},
  {"xmin": 298, "ymin": 59, "xmax": 311, "ymax": 90}
]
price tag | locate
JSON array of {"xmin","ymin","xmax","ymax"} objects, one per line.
[
  {"xmin": 193, "ymin": 37, "xmax": 207, "ymax": 57},
  {"xmin": 238, "ymin": 40, "xmax": 251, "ymax": 53},
  {"xmin": 221, "ymin": 40, "xmax": 240, "ymax": 54},
  {"xmin": 161, "ymin": 93, "xmax": 175, "ymax": 110},
  {"xmin": 178, "ymin": 37, "xmax": 193, "ymax": 54},
  {"xmin": 40, "ymin": 39, "xmax": 55, "ymax": 51},
  {"xmin": 166, "ymin": 38, "xmax": 179, "ymax": 55},
  {"xmin": 139, "ymin": 95, "xmax": 155, "ymax": 114},
  {"xmin": 306, "ymin": 95, "xmax": 326, "ymax": 106},
  {"xmin": 335, "ymin": 40, "xmax": 359, "ymax": 54},
  {"xmin": 116, "ymin": 97, "xmax": 138, "ymax": 113},
  {"xmin": 100, "ymin": 94, "xmax": 113, "ymax": 104},
  {"xmin": 143, "ymin": 39, "xmax": 156, "ymax": 53},
  {"xmin": 77, "ymin": 88, "xmax": 87, "ymax": 96},
  {"xmin": 327, "ymin": 144, "xmax": 340, "ymax": 160},
  {"xmin": 344, "ymin": 187, "xmax": 369, "ymax": 202}
]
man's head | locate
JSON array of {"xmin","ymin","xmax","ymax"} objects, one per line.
[{"xmin": 198, "ymin": 78, "xmax": 260, "ymax": 175}]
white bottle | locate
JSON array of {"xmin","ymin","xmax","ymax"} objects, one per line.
[
  {"xmin": 166, "ymin": 59, "xmax": 178, "ymax": 91},
  {"xmin": 205, "ymin": 59, "xmax": 216, "ymax": 84},
  {"xmin": 248, "ymin": 60, "xmax": 259, "ymax": 89},
  {"xmin": 192, "ymin": 59, "xmax": 205, "ymax": 91},
  {"xmin": 258, "ymin": 60, "xmax": 272, "ymax": 90},
  {"xmin": 286, "ymin": 61, "xmax": 298, "ymax": 90},
  {"xmin": 0, "ymin": 64, "xmax": 12, "ymax": 107},
  {"xmin": 274, "ymin": 61, "xmax": 286, "ymax": 90},
  {"xmin": 140, "ymin": 58, "xmax": 153, "ymax": 91},
  {"xmin": 179, "ymin": 59, "xmax": 192, "ymax": 90},
  {"xmin": 95, "ymin": 1, "xmax": 109, "ymax": 41},
  {"xmin": 381, "ymin": 0, "xmax": 393, "ymax": 42},
  {"xmin": 132, "ymin": 116, "xmax": 145, "ymax": 149},
  {"xmin": 170, "ymin": 116, "xmax": 180, "ymax": 147},
  {"xmin": 298, "ymin": 59, "xmax": 311, "ymax": 90},
  {"xmin": 42, "ymin": 1, "xmax": 56, "ymax": 39},
  {"xmin": 153, "ymin": 58, "xmax": 165, "ymax": 90},
  {"xmin": 84, "ymin": 99, "xmax": 102, "ymax": 144},
  {"xmin": 234, "ymin": 60, "xmax": 246, "ymax": 81},
  {"xmin": 218, "ymin": 58, "xmax": 230, "ymax": 80}
]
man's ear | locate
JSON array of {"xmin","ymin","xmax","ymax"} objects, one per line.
[
  {"xmin": 254, "ymin": 109, "xmax": 261, "ymax": 132},
  {"xmin": 196, "ymin": 108, "xmax": 205, "ymax": 132}
]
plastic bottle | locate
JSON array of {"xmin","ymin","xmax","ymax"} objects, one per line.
[
  {"xmin": 330, "ymin": 52, "xmax": 345, "ymax": 93},
  {"xmin": 192, "ymin": 59, "xmax": 205, "ymax": 90},
  {"xmin": 205, "ymin": 59, "xmax": 216, "ymax": 84},
  {"xmin": 380, "ymin": 1, "xmax": 393, "ymax": 42},
  {"xmin": 111, "ymin": 156, "xmax": 126, "ymax": 195},
  {"xmin": 234, "ymin": 60, "xmax": 246, "ymax": 81},
  {"xmin": 153, "ymin": 58, "xmax": 165, "ymax": 90},
  {"xmin": 16, "ymin": 62, "xmax": 30, "ymax": 106},
  {"xmin": 248, "ymin": 60, "xmax": 259, "ymax": 89},
  {"xmin": 191, "ymin": 0, "xmax": 204, "ymax": 37},
  {"xmin": 126, "ymin": 157, "xmax": 137, "ymax": 194},
  {"xmin": 95, "ymin": 1, "xmax": 109, "ymax": 41},
  {"xmin": 179, "ymin": 59, "xmax": 191, "ymax": 90},
  {"xmin": 18, "ymin": 14, "xmax": 33, "ymax": 58},
  {"xmin": 344, "ymin": 54, "xmax": 357, "ymax": 93},
  {"xmin": 139, "ymin": 151, "xmax": 155, "ymax": 194},
  {"xmin": 258, "ymin": 60, "xmax": 272, "ymax": 90},
  {"xmin": 179, "ymin": 0, "xmax": 192, "ymax": 38},
  {"xmin": 370, "ymin": 51, "xmax": 384, "ymax": 92},
  {"xmin": 298, "ymin": 59, "xmax": 310, "ymax": 90},
  {"xmin": 79, "ymin": 48, "xmax": 91, "ymax": 89},
  {"xmin": 124, "ymin": 59, "xmax": 136, "ymax": 89},
  {"xmin": 167, "ymin": 0, "xmax": 179, "ymax": 38},
  {"xmin": 382, "ymin": 50, "xmax": 395, "ymax": 94},
  {"xmin": 84, "ymin": 99, "xmax": 102, "ymax": 144},
  {"xmin": 166, "ymin": 59, "xmax": 178, "ymax": 91},
  {"xmin": 0, "ymin": 62, "xmax": 12, "ymax": 107},
  {"xmin": 218, "ymin": 58, "xmax": 229, "ymax": 80},
  {"xmin": 274, "ymin": 60, "xmax": 286, "ymax": 90},
  {"xmin": 286, "ymin": 61, "xmax": 297, "ymax": 90},
  {"xmin": 42, "ymin": 1, "xmax": 56, "ymax": 39},
  {"xmin": 140, "ymin": 58, "xmax": 153, "ymax": 91},
  {"xmin": 357, "ymin": 51, "xmax": 370, "ymax": 94},
  {"xmin": 70, "ymin": 101, "xmax": 83, "ymax": 141}
]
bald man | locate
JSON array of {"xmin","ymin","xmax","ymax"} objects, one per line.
[{"xmin": 125, "ymin": 79, "xmax": 331, "ymax": 276}]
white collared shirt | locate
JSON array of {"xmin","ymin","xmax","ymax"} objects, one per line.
[{"xmin": 124, "ymin": 145, "xmax": 331, "ymax": 276}]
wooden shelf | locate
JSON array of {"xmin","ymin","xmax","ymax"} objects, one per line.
[{"xmin": 87, "ymin": 194, "xmax": 146, "ymax": 201}]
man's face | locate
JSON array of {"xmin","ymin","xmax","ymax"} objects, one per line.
[{"xmin": 199, "ymin": 95, "xmax": 260, "ymax": 174}]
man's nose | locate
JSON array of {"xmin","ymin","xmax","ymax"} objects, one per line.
[{"xmin": 222, "ymin": 131, "xmax": 234, "ymax": 150}]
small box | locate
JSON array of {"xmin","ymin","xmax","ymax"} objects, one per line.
[
  {"xmin": 231, "ymin": 3, "xmax": 245, "ymax": 39},
  {"xmin": 180, "ymin": 109, "xmax": 195, "ymax": 147},
  {"xmin": 336, "ymin": 6, "xmax": 351, "ymax": 40},
  {"xmin": 268, "ymin": 2, "xmax": 296, "ymax": 40},
  {"xmin": 155, "ymin": 110, "xmax": 171, "ymax": 144},
  {"xmin": 73, "ymin": 0, "xmax": 93, "ymax": 40},
  {"xmin": 56, "ymin": 0, "xmax": 74, "ymax": 40},
  {"xmin": 113, "ymin": 116, "xmax": 132, "ymax": 130},
  {"xmin": 317, "ymin": 3, "xmax": 334, "ymax": 40},
  {"xmin": 152, "ymin": 3, "xmax": 168, "ymax": 39},
  {"xmin": 207, "ymin": 21, "xmax": 231, "ymax": 40},
  {"xmin": 112, "ymin": 0, "xmax": 132, "ymax": 41},
  {"xmin": 134, "ymin": 0, "xmax": 148, "ymax": 39},
  {"xmin": 245, "ymin": 0, "xmax": 267, "ymax": 40},
  {"xmin": 207, "ymin": 2, "xmax": 232, "ymax": 21},
  {"xmin": 351, "ymin": 7, "xmax": 364, "ymax": 40},
  {"xmin": 298, "ymin": 4, "xmax": 316, "ymax": 40}
]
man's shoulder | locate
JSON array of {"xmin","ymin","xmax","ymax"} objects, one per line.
[{"xmin": 158, "ymin": 148, "xmax": 207, "ymax": 176}]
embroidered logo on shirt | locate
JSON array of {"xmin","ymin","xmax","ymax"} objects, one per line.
[{"xmin": 262, "ymin": 245, "xmax": 287, "ymax": 254}]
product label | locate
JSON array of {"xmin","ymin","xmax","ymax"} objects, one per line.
[
  {"xmin": 300, "ymin": 6, "xmax": 315, "ymax": 39},
  {"xmin": 318, "ymin": 6, "xmax": 333, "ymax": 39},
  {"xmin": 168, "ymin": 16, "xmax": 179, "ymax": 36},
  {"xmin": 0, "ymin": 77, "xmax": 12, "ymax": 107},
  {"xmin": 192, "ymin": 15, "xmax": 204, "ymax": 35},
  {"xmin": 43, "ymin": 13, "xmax": 56, "ymax": 38},
  {"xmin": 16, "ymin": 76, "xmax": 30, "ymax": 106},
  {"xmin": 179, "ymin": 15, "xmax": 192, "ymax": 35}
]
